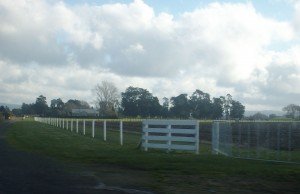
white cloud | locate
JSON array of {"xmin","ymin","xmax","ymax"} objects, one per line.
[
  {"xmin": 0, "ymin": 0, "xmax": 299, "ymax": 111},
  {"xmin": 293, "ymin": 0, "xmax": 300, "ymax": 35}
]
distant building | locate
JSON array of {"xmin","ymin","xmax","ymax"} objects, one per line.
[{"xmin": 71, "ymin": 109, "xmax": 98, "ymax": 117}]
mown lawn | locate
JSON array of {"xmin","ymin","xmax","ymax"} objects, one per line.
[{"xmin": 6, "ymin": 120, "xmax": 300, "ymax": 193}]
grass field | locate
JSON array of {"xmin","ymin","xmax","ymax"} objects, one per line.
[{"xmin": 6, "ymin": 120, "xmax": 300, "ymax": 193}]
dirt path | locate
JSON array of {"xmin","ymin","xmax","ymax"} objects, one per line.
[{"xmin": 0, "ymin": 121, "xmax": 153, "ymax": 194}]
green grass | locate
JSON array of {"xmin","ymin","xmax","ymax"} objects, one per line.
[
  {"xmin": 6, "ymin": 120, "xmax": 300, "ymax": 193},
  {"xmin": 231, "ymin": 145, "xmax": 300, "ymax": 163}
]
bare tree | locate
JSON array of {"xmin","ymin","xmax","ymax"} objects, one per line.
[
  {"xmin": 283, "ymin": 104, "xmax": 300, "ymax": 119},
  {"xmin": 94, "ymin": 81, "xmax": 119, "ymax": 117}
]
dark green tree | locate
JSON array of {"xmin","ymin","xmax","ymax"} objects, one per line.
[
  {"xmin": 0, "ymin": 106, "xmax": 11, "ymax": 119},
  {"xmin": 50, "ymin": 98, "xmax": 64, "ymax": 116},
  {"xmin": 230, "ymin": 100, "xmax": 245, "ymax": 119},
  {"xmin": 161, "ymin": 97, "xmax": 170, "ymax": 118},
  {"xmin": 121, "ymin": 86, "xmax": 162, "ymax": 117},
  {"xmin": 170, "ymin": 94, "xmax": 190, "ymax": 118},
  {"xmin": 189, "ymin": 89, "xmax": 212, "ymax": 119},
  {"xmin": 21, "ymin": 103, "xmax": 35, "ymax": 115},
  {"xmin": 12, "ymin": 108, "xmax": 22, "ymax": 116},
  {"xmin": 212, "ymin": 97, "xmax": 224, "ymax": 119},
  {"xmin": 34, "ymin": 95, "xmax": 48, "ymax": 116}
]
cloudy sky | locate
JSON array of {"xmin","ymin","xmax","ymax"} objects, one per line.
[{"xmin": 0, "ymin": 0, "xmax": 299, "ymax": 111}]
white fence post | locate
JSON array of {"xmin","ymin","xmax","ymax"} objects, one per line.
[
  {"xmin": 212, "ymin": 121, "xmax": 220, "ymax": 155},
  {"xmin": 167, "ymin": 124, "xmax": 171, "ymax": 152},
  {"xmin": 103, "ymin": 120, "xmax": 107, "ymax": 141},
  {"xmin": 66, "ymin": 120, "xmax": 69, "ymax": 130},
  {"xmin": 76, "ymin": 119, "xmax": 78, "ymax": 133},
  {"xmin": 144, "ymin": 123, "xmax": 148, "ymax": 151},
  {"xmin": 71, "ymin": 119, "xmax": 73, "ymax": 132},
  {"xmin": 83, "ymin": 120, "xmax": 86, "ymax": 135},
  {"xmin": 120, "ymin": 120, "xmax": 123, "ymax": 146},
  {"xmin": 277, "ymin": 125, "xmax": 281, "ymax": 160},
  {"xmin": 195, "ymin": 121, "xmax": 199, "ymax": 154},
  {"xmin": 92, "ymin": 120, "xmax": 95, "ymax": 138},
  {"xmin": 62, "ymin": 119, "xmax": 65, "ymax": 129}
]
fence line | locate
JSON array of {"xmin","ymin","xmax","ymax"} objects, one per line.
[
  {"xmin": 212, "ymin": 121, "xmax": 300, "ymax": 164},
  {"xmin": 34, "ymin": 117, "xmax": 127, "ymax": 146},
  {"xmin": 33, "ymin": 117, "xmax": 300, "ymax": 160}
]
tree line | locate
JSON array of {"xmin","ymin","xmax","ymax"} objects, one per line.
[
  {"xmin": 12, "ymin": 96, "xmax": 91, "ymax": 117},
  {"xmin": 10, "ymin": 81, "xmax": 245, "ymax": 119},
  {"xmin": 0, "ymin": 106, "xmax": 11, "ymax": 120},
  {"xmin": 93, "ymin": 81, "xmax": 246, "ymax": 119},
  {"xmin": 5, "ymin": 81, "xmax": 300, "ymax": 120}
]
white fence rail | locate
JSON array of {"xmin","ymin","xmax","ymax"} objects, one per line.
[
  {"xmin": 142, "ymin": 119, "xmax": 199, "ymax": 154},
  {"xmin": 34, "ymin": 117, "xmax": 123, "ymax": 145}
]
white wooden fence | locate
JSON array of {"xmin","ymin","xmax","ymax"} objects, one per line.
[
  {"xmin": 142, "ymin": 119, "xmax": 199, "ymax": 154},
  {"xmin": 34, "ymin": 117, "xmax": 123, "ymax": 145}
]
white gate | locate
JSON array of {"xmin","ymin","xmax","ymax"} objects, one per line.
[{"xmin": 142, "ymin": 120, "xmax": 199, "ymax": 154}]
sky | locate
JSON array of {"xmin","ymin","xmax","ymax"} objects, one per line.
[{"xmin": 0, "ymin": 0, "xmax": 300, "ymax": 111}]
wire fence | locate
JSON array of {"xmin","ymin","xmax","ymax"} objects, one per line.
[{"xmin": 212, "ymin": 121, "xmax": 300, "ymax": 164}]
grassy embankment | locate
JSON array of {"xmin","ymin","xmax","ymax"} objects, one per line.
[{"xmin": 6, "ymin": 120, "xmax": 300, "ymax": 193}]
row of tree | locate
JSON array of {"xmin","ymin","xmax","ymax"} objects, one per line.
[
  {"xmin": 11, "ymin": 81, "xmax": 246, "ymax": 119},
  {"xmin": 246, "ymin": 104, "xmax": 300, "ymax": 120},
  {"xmin": 0, "ymin": 106, "xmax": 11, "ymax": 120},
  {"xmin": 95, "ymin": 81, "xmax": 245, "ymax": 119},
  {"xmin": 6, "ymin": 81, "xmax": 299, "ymax": 120},
  {"xmin": 13, "ymin": 96, "xmax": 91, "ymax": 117}
]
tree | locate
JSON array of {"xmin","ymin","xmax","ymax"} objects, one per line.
[
  {"xmin": 94, "ymin": 81, "xmax": 119, "ymax": 118},
  {"xmin": 283, "ymin": 104, "xmax": 300, "ymax": 119},
  {"xmin": 211, "ymin": 97, "xmax": 224, "ymax": 119},
  {"xmin": 121, "ymin": 86, "xmax": 162, "ymax": 117},
  {"xmin": 230, "ymin": 100, "xmax": 245, "ymax": 119},
  {"xmin": 12, "ymin": 108, "xmax": 22, "ymax": 116},
  {"xmin": 21, "ymin": 103, "xmax": 35, "ymax": 115},
  {"xmin": 170, "ymin": 94, "xmax": 190, "ymax": 118},
  {"xmin": 161, "ymin": 97, "xmax": 170, "ymax": 117},
  {"xmin": 224, "ymin": 94, "xmax": 232, "ymax": 120},
  {"xmin": 50, "ymin": 98, "xmax": 64, "ymax": 116},
  {"xmin": 63, "ymin": 99, "xmax": 90, "ymax": 116},
  {"xmin": 250, "ymin": 112, "xmax": 268, "ymax": 120},
  {"xmin": 269, "ymin": 114, "xmax": 277, "ymax": 119},
  {"xmin": 189, "ymin": 89, "xmax": 212, "ymax": 119},
  {"xmin": 34, "ymin": 95, "xmax": 48, "ymax": 116},
  {"xmin": 0, "ymin": 106, "xmax": 11, "ymax": 119}
]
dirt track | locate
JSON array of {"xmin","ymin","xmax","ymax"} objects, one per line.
[{"xmin": 0, "ymin": 121, "xmax": 152, "ymax": 194}]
